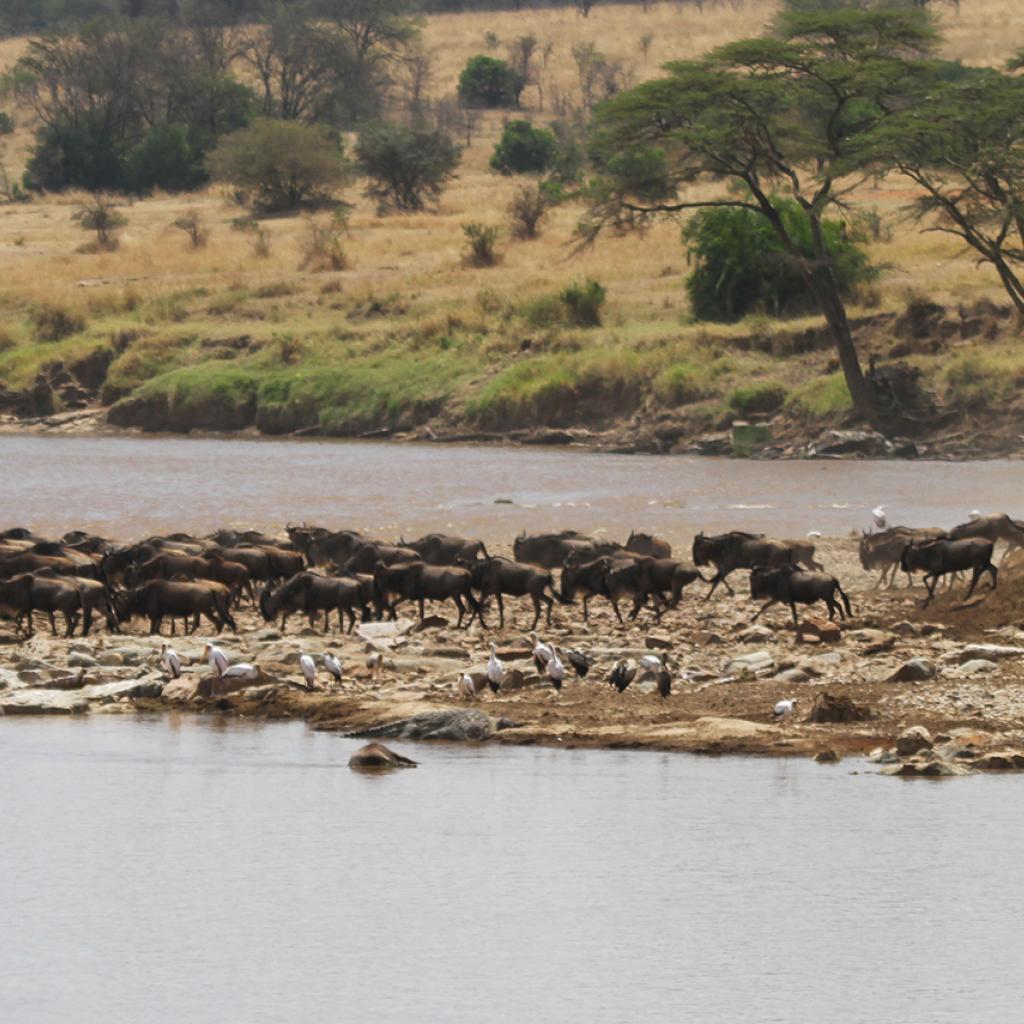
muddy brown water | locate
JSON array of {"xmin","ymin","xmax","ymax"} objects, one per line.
[
  {"xmin": 3, "ymin": 715, "xmax": 1023, "ymax": 1023},
  {"xmin": 1, "ymin": 434, "xmax": 1020, "ymax": 544}
]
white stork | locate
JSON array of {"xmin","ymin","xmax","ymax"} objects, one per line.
[
  {"xmin": 299, "ymin": 653, "xmax": 316, "ymax": 689},
  {"xmin": 323, "ymin": 652, "xmax": 343, "ymax": 684},
  {"xmin": 486, "ymin": 643, "xmax": 505, "ymax": 694},
  {"xmin": 160, "ymin": 642, "xmax": 181, "ymax": 680},
  {"xmin": 203, "ymin": 643, "xmax": 228, "ymax": 678}
]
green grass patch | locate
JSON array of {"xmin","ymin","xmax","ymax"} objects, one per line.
[
  {"xmin": 943, "ymin": 351, "xmax": 1022, "ymax": 413},
  {"xmin": 785, "ymin": 372, "xmax": 852, "ymax": 417},
  {"xmin": 728, "ymin": 381, "xmax": 788, "ymax": 417}
]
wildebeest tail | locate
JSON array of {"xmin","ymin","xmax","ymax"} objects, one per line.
[{"xmin": 478, "ymin": 541, "xmax": 492, "ymax": 561}]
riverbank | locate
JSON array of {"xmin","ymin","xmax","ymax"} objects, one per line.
[{"xmin": 5, "ymin": 538, "xmax": 1024, "ymax": 775}]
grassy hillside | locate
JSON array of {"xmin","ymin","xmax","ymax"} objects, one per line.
[{"xmin": 1, "ymin": 1, "xmax": 1023, "ymax": 446}]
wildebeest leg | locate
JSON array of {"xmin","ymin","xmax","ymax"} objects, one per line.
[
  {"xmin": 988, "ymin": 561, "xmax": 998, "ymax": 590},
  {"xmin": 629, "ymin": 598, "xmax": 643, "ymax": 621},
  {"xmin": 921, "ymin": 574, "xmax": 938, "ymax": 607},
  {"xmin": 347, "ymin": 608, "xmax": 357, "ymax": 633},
  {"xmin": 322, "ymin": 609, "xmax": 332, "ymax": 634},
  {"xmin": 544, "ymin": 593, "xmax": 553, "ymax": 626},
  {"xmin": 609, "ymin": 595, "xmax": 624, "ymax": 625},
  {"xmin": 964, "ymin": 565, "xmax": 983, "ymax": 600},
  {"xmin": 651, "ymin": 592, "xmax": 664, "ymax": 624},
  {"xmin": 529, "ymin": 595, "xmax": 541, "ymax": 631},
  {"xmin": 752, "ymin": 599, "xmax": 776, "ymax": 622},
  {"xmin": 497, "ymin": 593, "xmax": 506, "ymax": 629},
  {"xmin": 192, "ymin": 612, "xmax": 201, "ymax": 633},
  {"xmin": 150, "ymin": 615, "xmax": 162, "ymax": 635},
  {"xmin": 418, "ymin": 596, "xmax": 426, "ymax": 626},
  {"xmin": 81, "ymin": 607, "xmax": 93, "ymax": 636},
  {"xmin": 205, "ymin": 609, "xmax": 222, "ymax": 633},
  {"xmin": 64, "ymin": 612, "xmax": 77, "ymax": 638},
  {"xmin": 48, "ymin": 611, "xmax": 58, "ymax": 637},
  {"xmin": 581, "ymin": 594, "xmax": 590, "ymax": 624},
  {"xmin": 790, "ymin": 602, "xmax": 800, "ymax": 628}
]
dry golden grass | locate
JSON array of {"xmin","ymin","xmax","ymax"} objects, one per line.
[{"xmin": 0, "ymin": 0, "xmax": 1020, "ymax": 431}]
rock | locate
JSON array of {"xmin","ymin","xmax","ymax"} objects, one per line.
[
  {"xmin": 67, "ymin": 653, "xmax": 98, "ymax": 669},
  {"xmin": 809, "ymin": 429, "xmax": 893, "ymax": 458},
  {"xmin": 724, "ymin": 650, "xmax": 775, "ymax": 678},
  {"xmin": 41, "ymin": 668, "xmax": 90, "ymax": 690},
  {"xmin": 883, "ymin": 760, "xmax": 969, "ymax": 777},
  {"xmin": 644, "ymin": 635, "xmax": 674, "ymax": 650},
  {"xmin": 849, "ymin": 628, "xmax": 893, "ymax": 646},
  {"xmin": 347, "ymin": 742, "xmax": 418, "ymax": 770},
  {"xmin": 17, "ymin": 669, "xmax": 46, "ymax": 686},
  {"xmin": 814, "ymin": 750, "xmax": 840, "ymax": 764},
  {"xmin": 162, "ymin": 678, "xmax": 201, "ymax": 701},
  {"xmin": 891, "ymin": 621, "xmax": 922, "ymax": 638},
  {"xmin": 774, "ymin": 668, "xmax": 810, "ymax": 684},
  {"xmin": 807, "ymin": 692, "xmax": 873, "ymax": 724},
  {"xmin": 0, "ymin": 667, "xmax": 22, "ymax": 691},
  {"xmin": 958, "ymin": 659, "xmax": 998, "ymax": 676},
  {"xmin": 737, "ymin": 625, "xmax": 775, "ymax": 643},
  {"xmin": 958, "ymin": 643, "xmax": 1024, "ymax": 662},
  {"xmin": 356, "ymin": 619, "xmax": 415, "ymax": 647},
  {"xmin": 895, "ymin": 726, "xmax": 933, "ymax": 757},
  {"xmin": 413, "ymin": 615, "xmax": 449, "ymax": 632},
  {"xmin": 83, "ymin": 678, "xmax": 164, "ymax": 702},
  {"xmin": 798, "ymin": 617, "xmax": 842, "ymax": 643},
  {"xmin": 0, "ymin": 689, "xmax": 89, "ymax": 714},
  {"xmin": 888, "ymin": 657, "xmax": 935, "ymax": 682},
  {"xmin": 690, "ymin": 431, "xmax": 732, "ymax": 456},
  {"xmin": 971, "ymin": 751, "xmax": 1024, "ymax": 771},
  {"xmin": 97, "ymin": 652, "xmax": 124, "ymax": 667},
  {"xmin": 420, "ymin": 646, "xmax": 471, "ymax": 660}
]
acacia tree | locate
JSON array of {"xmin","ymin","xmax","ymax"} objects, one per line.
[
  {"xmin": 584, "ymin": 8, "xmax": 936, "ymax": 427},
  {"xmin": 868, "ymin": 69, "xmax": 1024, "ymax": 316}
]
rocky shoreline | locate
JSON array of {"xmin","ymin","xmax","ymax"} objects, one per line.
[{"xmin": 5, "ymin": 538, "xmax": 1024, "ymax": 777}]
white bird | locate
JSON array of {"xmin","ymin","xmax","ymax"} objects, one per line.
[
  {"xmin": 772, "ymin": 698, "xmax": 799, "ymax": 722},
  {"xmin": 203, "ymin": 643, "xmax": 228, "ymax": 678},
  {"xmin": 487, "ymin": 642, "xmax": 505, "ymax": 694},
  {"xmin": 547, "ymin": 646, "xmax": 565, "ymax": 692},
  {"xmin": 871, "ymin": 505, "xmax": 887, "ymax": 530},
  {"xmin": 323, "ymin": 652, "xmax": 343, "ymax": 683},
  {"xmin": 299, "ymin": 653, "xmax": 316, "ymax": 689},
  {"xmin": 806, "ymin": 530, "xmax": 822, "ymax": 540},
  {"xmin": 456, "ymin": 672, "xmax": 477, "ymax": 699},
  {"xmin": 969, "ymin": 509, "xmax": 982, "ymax": 521},
  {"xmin": 639, "ymin": 654, "xmax": 662, "ymax": 679},
  {"xmin": 220, "ymin": 662, "xmax": 260, "ymax": 682},
  {"xmin": 529, "ymin": 631, "xmax": 553, "ymax": 672},
  {"xmin": 160, "ymin": 642, "xmax": 181, "ymax": 680}
]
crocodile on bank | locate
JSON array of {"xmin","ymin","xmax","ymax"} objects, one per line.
[{"xmin": 348, "ymin": 708, "xmax": 521, "ymax": 742}]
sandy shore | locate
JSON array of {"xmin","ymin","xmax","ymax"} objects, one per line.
[{"xmin": 4, "ymin": 538, "xmax": 1024, "ymax": 774}]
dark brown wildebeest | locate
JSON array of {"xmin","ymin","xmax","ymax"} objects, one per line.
[
  {"xmin": 0, "ymin": 550, "xmax": 101, "ymax": 581},
  {"xmin": 32, "ymin": 568, "xmax": 118, "ymax": 635},
  {"xmin": 207, "ymin": 528, "xmax": 286, "ymax": 550},
  {"xmin": 560, "ymin": 555, "xmax": 615, "ymax": 623},
  {"xmin": 113, "ymin": 580, "xmax": 237, "ymax": 635},
  {"xmin": 0, "ymin": 572, "xmax": 83, "ymax": 637},
  {"xmin": 373, "ymin": 561, "xmax": 481, "ymax": 627},
  {"xmin": 344, "ymin": 542, "xmax": 419, "ymax": 574},
  {"xmin": 259, "ymin": 572, "xmax": 367, "ymax": 633},
  {"xmin": 126, "ymin": 552, "xmax": 254, "ymax": 605},
  {"xmin": 947, "ymin": 514, "xmax": 1024, "ymax": 564},
  {"xmin": 641, "ymin": 559, "xmax": 706, "ymax": 609},
  {"xmin": 858, "ymin": 526, "xmax": 947, "ymax": 588},
  {"xmin": 691, "ymin": 532, "xmax": 796, "ymax": 599},
  {"xmin": 512, "ymin": 531, "xmax": 621, "ymax": 569},
  {"xmin": 401, "ymin": 533, "xmax": 490, "ymax": 565},
  {"xmin": 467, "ymin": 556, "xmax": 564, "ymax": 630},
  {"xmin": 750, "ymin": 564, "xmax": 852, "ymax": 626},
  {"xmin": 306, "ymin": 530, "xmax": 377, "ymax": 567},
  {"xmin": 208, "ymin": 545, "xmax": 302, "ymax": 586},
  {"xmin": 900, "ymin": 538, "xmax": 997, "ymax": 607},
  {"xmin": 601, "ymin": 557, "xmax": 668, "ymax": 624},
  {"xmin": 62, "ymin": 531, "xmax": 112, "ymax": 556},
  {"xmin": 625, "ymin": 531, "xmax": 672, "ymax": 559}
]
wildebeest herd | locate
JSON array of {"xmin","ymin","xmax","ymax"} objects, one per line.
[{"xmin": 0, "ymin": 511, "xmax": 1017, "ymax": 641}]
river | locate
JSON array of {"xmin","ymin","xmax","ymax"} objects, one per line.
[
  {"xmin": 2, "ymin": 715, "xmax": 1022, "ymax": 1023},
  {"xmin": 1, "ymin": 434, "xmax": 1019, "ymax": 543}
]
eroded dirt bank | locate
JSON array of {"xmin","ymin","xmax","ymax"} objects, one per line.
[{"xmin": 5, "ymin": 539, "xmax": 1024, "ymax": 775}]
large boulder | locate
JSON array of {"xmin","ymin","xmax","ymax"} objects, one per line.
[
  {"xmin": 895, "ymin": 726, "xmax": 933, "ymax": 758},
  {"xmin": 807, "ymin": 692, "xmax": 873, "ymax": 724},
  {"xmin": 888, "ymin": 657, "xmax": 936, "ymax": 683},
  {"xmin": 724, "ymin": 650, "xmax": 775, "ymax": 679},
  {"xmin": 0, "ymin": 689, "xmax": 89, "ymax": 715}
]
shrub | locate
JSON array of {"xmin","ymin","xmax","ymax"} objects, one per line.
[
  {"xmin": 0, "ymin": 111, "xmax": 13, "ymax": 135},
  {"xmin": 458, "ymin": 55, "xmax": 524, "ymax": 109},
  {"xmin": 683, "ymin": 199, "xmax": 875, "ymax": 322},
  {"xmin": 30, "ymin": 304, "xmax": 86, "ymax": 342},
  {"xmin": 654, "ymin": 363, "xmax": 711, "ymax": 405},
  {"xmin": 125, "ymin": 123, "xmax": 205, "ymax": 195},
  {"xmin": 72, "ymin": 196, "xmax": 127, "ymax": 251},
  {"xmin": 356, "ymin": 122, "xmax": 460, "ymax": 212},
  {"xmin": 24, "ymin": 115, "xmax": 125, "ymax": 193},
  {"xmin": 944, "ymin": 354, "xmax": 1016, "ymax": 413},
  {"xmin": 462, "ymin": 222, "xmax": 501, "ymax": 267},
  {"xmin": 561, "ymin": 279, "xmax": 605, "ymax": 326},
  {"xmin": 490, "ymin": 120, "xmax": 558, "ymax": 175},
  {"xmin": 207, "ymin": 119, "xmax": 349, "ymax": 213},
  {"xmin": 507, "ymin": 183, "xmax": 549, "ymax": 240},
  {"xmin": 728, "ymin": 382, "xmax": 788, "ymax": 417},
  {"xmin": 172, "ymin": 210, "xmax": 209, "ymax": 249},
  {"xmin": 300, "ymin": 211, "xmax": 350, "ymax": 272}
]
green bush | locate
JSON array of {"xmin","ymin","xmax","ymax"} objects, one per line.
[
  {"xmin": 356, "ymin": 122, "xmax": 460, "ymax": 212},
  {"xmin": 728, "ymin": 382, "xmax": 788, "ymax": 417},
  {"xmin": 462, "ymin": 222, "xmax": 501, "ymax": 267},
  {"xmin": 24, "ymin": 115, "xmax": 126, "ymax": 193},
  {"xmin": 490, "ymin": 120, "xmax": 558, "ymax": 175},
  {"xmin": 30, "ymin": 304, "xmax": 87, "ymax": 343},
  {"xmin": 458, "ymin": 55, "xmax": 524, "ymax": 109},
  {"xmin": 944, "ymin": 354, "xmax": 1016, "ymax": 412},
  {"xmin": 0, "ymin": 111, "xmax": 13, "ymax": 135},
  {"xmin": 561, "ymin": 279, "xmax": 606, "ymax": 327},
  {"xmin": 654, "ymin": 362, "xmax": 712, "ymax": 405},
  {"xmin": 125, "ymin": 123, "xmax": 206, "ymax": 194},
  {"xmin": 207, "ymin": 119, "xmax": 348, "ymax": 213},
  {"xmin": 682, "ymin": 199, "xmax": 875, "ymax": 322}
]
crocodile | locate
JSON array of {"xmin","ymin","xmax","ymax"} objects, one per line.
[{"xmin": 348, "ymin": 708, "xmax": 521, "ymax": 742}]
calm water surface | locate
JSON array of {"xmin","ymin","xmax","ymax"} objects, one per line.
[
  {"xmin": 3, "ymin": 716, "xmax": 1023, "ymax": 1023},
  {"xmin": 1, "ymin": 433, "xmax": 1021, "ymax": 542}
]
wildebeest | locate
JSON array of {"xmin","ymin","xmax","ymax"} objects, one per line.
[
  {"xmin": 33, "ymin": 568, "xmax": 118, "ymax": 635},
  {"xmin": 692, "ymin": 532, "xmax": 796, "ymax": 598},
  {"xmin": 126, "ymin": 552, "xmax": 253, "ymax": 605},
  {"xmin": 401, "ymin": 533, "xmax": 490, "ymax": 565},
  {"xmin": 512, "ymin": 531, "xmax": 621, "ymax": 569},
  {"xmin": 373, "ymin": 561, "xmax": 480, "ymax": 627},
  {"xmin": 0, "ymin": 550, "xmax": 101, "ymax": 581},
  {"xmin": 947, "ymin": 513, "xmax": 1024, "ymax": 564},
  {"xmin": 467, "ymin": 556, "xmax": 563, "ymax": 629},
  {"xmin": 560, "ymin": 555, "xmax": 615, "ymax": 623},
  {"xmin": 858, "ymin": 526, "xmax": 947, "ymax": 588},
  {"xmin": 344, "ymin": 542, "xmax": 420, "ymax": 575},
  {"xmin": 113, "ymin": 580, "xmax": 237, "ymax": 635},
  {"xmin": 602, "ymin": 557, "xmax": 668, "ymax": 624},
  {"xmin": 900, "ymin": 538, "xmax": 997, "ymax": 607},
  {"xmin": 259, "ymin": 572, "xmax": 367, "ymax": 633},
  {"xmin": 624, "ymin": 531, "xmax": 672, "ymax": 559},
  {"xmin": 750, "ymin": 564, "xmax": 852, "ymax": 626},
  {"xmin": 0, "ymin": 572, "xmax": 83, "ymax": 637}
]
